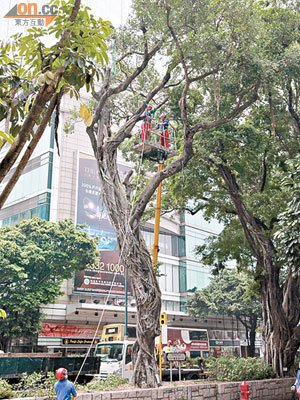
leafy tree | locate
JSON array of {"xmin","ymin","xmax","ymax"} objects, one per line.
[
  {"xmin": 0, "ymin": 218, "xmax": 97, "ymax": 352},
  {"xmin": 0, "ymin": 310, "xmax": 6, "ymax": 319},
  {"xmin": 0, "ymin": 0, "xmax": 293, "ymax": 386},
  {"xmin": 164, "ymin": 1, "xmax": 300, "ymax": 376},
  {"xmin": 79, "ymin": 0, "xmax": 263, "ymax": 387},
  {"xmin": 187, "ymin": 269, "xmax": 261, "ymax": 357},
  {"xmin": 0, "ymin": 0, "xmax": 111, "ymax": 209}
]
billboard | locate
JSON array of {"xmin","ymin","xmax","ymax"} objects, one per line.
[{"xmin": 74, "ymin": 153, "xmax": 132, "ymax": 296}]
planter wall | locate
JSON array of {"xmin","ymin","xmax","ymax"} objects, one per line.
[{"xmin": 11, "ymin": 378, "xmax": 295, "ymax": 400}]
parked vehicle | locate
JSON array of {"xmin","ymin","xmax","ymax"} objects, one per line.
[
  {"xmin": 93, "ymin": 340, "xmax": 206, "ymax": 381},
  {"xmin": 100, "ymin": 324, "xmax": 136, "ymax": 342},
  {"xmin": 160, "ymin": 327, "xmax": 210, "ymax": 359},
  {"xmin": 100, "ymin": 323, "xmax": 209, "ymax": 359},
  {"xmin": 94, "ymin": 340, "xmax": 134, "ymax": 380},
  {"xmin": 0, "ymin": 352, "xmax": 100, "ymax": 379}
]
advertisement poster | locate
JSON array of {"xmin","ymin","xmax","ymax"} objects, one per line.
[
  {"xmin": 162, "ymin": 329, "xmax": 209, "ymax": 352},
  {"xmin": 74, "ymin": 153, "xmax": 132, "ymax": 296}
]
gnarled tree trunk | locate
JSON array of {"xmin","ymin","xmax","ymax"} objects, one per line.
[
  {"xmin": 216, "ymin": 162, "xmax": 300, "ymax": 376},
  {"xmin": 93, "ymin": 131, "xmax": 161, "ymax": 387}
]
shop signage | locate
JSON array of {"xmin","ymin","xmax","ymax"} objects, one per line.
[
  {"xmin": 209, "ymin": 339, "xmax": 240, "ymax": 347},
  {"xmin": 62, "ymin": 338, "xmax": 100, "ymax": 345}
]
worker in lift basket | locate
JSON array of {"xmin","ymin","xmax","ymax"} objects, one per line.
[{"xmin": 55, "ymin": 368, "xmax": 77, "ymax": 400}]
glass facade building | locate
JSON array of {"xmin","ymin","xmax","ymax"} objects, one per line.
[{"xmin": 0, "ymin": 125, "xmax": 54, "ymax": 227}]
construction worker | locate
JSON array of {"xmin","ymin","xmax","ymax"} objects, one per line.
[
  {"xmin": 141, "ymin": 105, "xmax": 154, "ymax": 141},
  {"xmin": 155, "ymin": 113, "xmax": 169, "ymax": 148}
]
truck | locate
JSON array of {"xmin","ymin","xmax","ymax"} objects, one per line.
[
  {"xmin": 0, "ymin": 352, "xmax": 100, "ymax": 380},
  {"xmin": 93, "ymin": 340, "xmax": 207, "ymax": 381},
  {"xmin": 101, "ymin": 324, "xmax": 209, "ymax": 359}
]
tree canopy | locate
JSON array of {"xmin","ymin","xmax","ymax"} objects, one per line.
[
  {"xmin": 0, "ymin": 218, "xmax": 97, "ymax": 352},
  {"xmin": 163, "ymin": 0, "xmax": 300, "ymax": 376}
]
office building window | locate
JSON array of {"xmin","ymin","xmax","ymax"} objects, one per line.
[
  {"xmin": 141, "ymin": 228, "xmax": 180, "ymax": 257},
  {"xmin": 162, "ymin": 300, "xmax": 180, "ymax": 311},
  {"xmin": 158, "ymin": 263, "xmax": 179, "ymax": 294}
]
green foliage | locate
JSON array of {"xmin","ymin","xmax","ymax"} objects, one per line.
[
  {"xmin": 0, "ymin": 373, "xmax": 127, "ymax": 399},
  {"xmin": 77, "ymin": 374, "xmax": 128, "ymax": 391},
  {"xmin": 206, "ymin": 357, "xmax": 275, "ymax": 382},
  {"xmin": 0, "ymin": 379, "xmax": 14, "ymax": 399},
  {"xmin": 0, "ymin": 218, "xmax": 97, "ymax": 350},
  {"xmin": 13, "ymin": 372, "xmax": 56, "ymax": 398},
  {"xmin": 187, "ymin": 269, "xmax": 261, "ymax": 323},
  {"xmin": 274, "ymin": 157, "xmax": 300, "ymax": 268},
  {"xmin": 181, "ymin": 356, "xmax": 201, "ymax": 369},
  {"xmin": 0, "ymin": 0, "xmax": 111, "ymax": 139}
]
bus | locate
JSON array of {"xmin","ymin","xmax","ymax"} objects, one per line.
[
  {"xmin": 101, "ymin": 324, "xmax": 136, "ymax": 342},
  {"xmin": 101, "ymin": 324, "xmax": 209, "ymax": 358}
]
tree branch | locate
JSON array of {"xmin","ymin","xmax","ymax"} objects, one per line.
[
  {"xmin": 260, "ymin": 150, "xmax": 267, "ymax": 193},
  {"xmin": 0, "ymin": 0, "xmax": 82, "ymax": 188},
  {"xmin": 192, "ymin": 83, "xmax": 259, "ymax": 133},
  {"xmin": 268, "ymin": 89, "xmax": 276, "ymax": 137},
  {"xmin": 164, "ymin": 0, "xmax": 190, "ymax": 131},
  {"xmin": 0, "ymin": 91, "xmax": 62, "ymax": 209},
  {"xmin": 105, "ymin": 64, "xmax": 175, "ymax": 153},
  {"xmin": 130, "ymin": 153, "xmax": 192, "ymax": 227},
  {"xmin": 288, "ymin": 84, "xmax": 300, "ymax": 132},
  {"xmin": 92, "ymin": 43, "xmax": 161, "ymax": 127}
]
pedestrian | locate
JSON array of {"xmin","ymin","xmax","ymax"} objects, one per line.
[
  {"xmin": 197, "ymin": 358, "xmax": 204, "ymax": 373},
  {"xmin": 292, "ymin": 362, "xmax": 300, "ymax": 399},
  {"xmin": 155, "ymin": 113, "xmax": 169, "ymax": 148},
  {"xmin": 54, "ymin": 368, "xmax": 77, "ymax": 400}
]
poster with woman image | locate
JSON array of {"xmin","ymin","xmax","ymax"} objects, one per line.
[{"xmin": 74, "ymin": 152, "xmax": 132, "ymax": 296}]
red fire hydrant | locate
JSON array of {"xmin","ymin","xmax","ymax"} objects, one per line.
[{"xmin": 240, "ymin": 381, "xmax": 251, "ymax": 400}]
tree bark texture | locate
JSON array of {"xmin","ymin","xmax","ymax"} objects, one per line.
[
  {"xmin": 248, "ymin": 315, "xmax": 257, "ymax": 358},
  {"xmin": 94, "ymin": 141, "xmax": 161, "ymax": 387},
  {"xmin": 216, "ymin": 162, "xmax": 300, "ymax": 376}
]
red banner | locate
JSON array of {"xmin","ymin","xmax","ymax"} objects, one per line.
[{"xmin": 40, "ymin": 323, "xmax": 99, "ymax": 338}]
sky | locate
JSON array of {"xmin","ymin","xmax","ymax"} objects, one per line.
[{"xmin": 0, "ymin": 0, "xmax": 132, "ymax": 38}]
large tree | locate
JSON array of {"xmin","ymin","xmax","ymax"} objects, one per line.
[
  {"xmin": 187, "ymin": 269, "xmax": 261, "ymax": 357},
  {"xmin": 164, "ymin": 2, "xmax": 300, "ymax": 376},
  {"xmin": 0, "ymin": 218, "xmax": 97, "ymax": 352},
  {"xmin": 81, "ymin": 0, "xmax": 263, "ymax": 387},
  {"xmin": 0, "ymin": 0, "xmax": 290, "ymax": 386}
]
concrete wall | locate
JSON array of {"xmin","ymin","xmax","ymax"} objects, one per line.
[
  {"xmin": 74, "ymin": 379, "xmax": 295, "ymax": 400},
  {"xmin": 11, "ymin": 378, "xmax": 295, "ymax": 400}
]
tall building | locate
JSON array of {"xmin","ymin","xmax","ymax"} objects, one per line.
[{"xmin": 0, "ymin": 93, "xmax": 249, "ymax": 357}]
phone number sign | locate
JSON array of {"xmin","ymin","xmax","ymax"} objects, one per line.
[{"xmin": 74, "ymin": 250, "xmax": 132, "ymax": 296}]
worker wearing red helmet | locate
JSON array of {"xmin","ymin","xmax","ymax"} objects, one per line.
[
  {"xmin": 141, "ymin": 105, "xmax": 154, "ymax": 141},
  {"xmin": 155, "ymin": 113, "xmax": 169, "ymax": 148},
  {"xmin": 54, "ymin": 368, "xmax": 77, "ymax": 400}
]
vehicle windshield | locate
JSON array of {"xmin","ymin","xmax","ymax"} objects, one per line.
[{"xmin": 94, "ymin": 344, "xmax": 123, "ymax": 362}]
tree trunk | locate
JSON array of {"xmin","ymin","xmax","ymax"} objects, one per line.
[
  {"xmin": 121, "ymin": 228, "xmax": 161, "ymax": 387},
  {"xmin": 248, "ymin": 316, "xmax": 257, "ymax": 358},
  {"xmin": 93, "ymin": 142, "xmax": 161, "ymax": 387},
  {"xmin": 216, "ymin": 162, "xmax": 300, "ymax": 376}
]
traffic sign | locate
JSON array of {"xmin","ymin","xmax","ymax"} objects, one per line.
[{"xmin": 166, "ymin": 352, "xmax": 186, "ymax": 362}]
